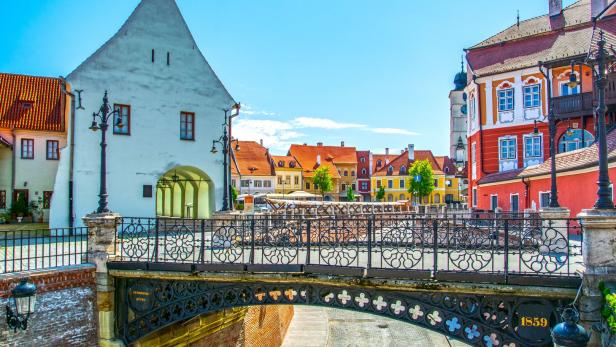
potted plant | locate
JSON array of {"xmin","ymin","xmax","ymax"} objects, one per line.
[
  {"xmin": 30, "ymin": 198, "xmax": 44, "ymax": 223},
  {"xmin": 10, "ymin": 195, "xmax": 30, "ymax": 223}
]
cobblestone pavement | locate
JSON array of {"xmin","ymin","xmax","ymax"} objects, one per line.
[{"xmin": 281, "ymin": 306, "xmax": 468, "ymax": 347}]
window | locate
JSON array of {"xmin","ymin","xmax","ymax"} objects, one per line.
[
  {"xmin": 399, "ymin": 179, "xmax": 405, "ymax": 188},
  {"xmin": 434, "ymin": 179, "xmax": 439, "ymax": 187},
  {"xmin": 344, "ymin": 170, "xmax": 348, "ymax": 177},
  {"xmin": 511, "ymin": 194, "xmax": 519, "ymax": 212},
  {"xmin": 143, "ymin": 185, "xmax": 153, "ymax": 198},
  {"xmin": 0, "ymin": 190, "xmax": 5, "ymax": 209},
  {"xmin": 361, "ymin": 168, "xmax": 367, "ymax": 175},
  {"xmin": 490, "ymin": 195, "xmax": 498, "ymax": 210},
  {"xmin": 46, "ymin": 140, "xmax": 59, "ymax": 160},
  {"xmin": 499, "ymin": 137, "xmax": 517, "ymax": 160},
  {"xmin": 241, "ymin": 180, "xmax": 250, "ymax": 187},
  {"xmin": 341, "ymin": 184, "xmax": 346, "ymax": 191},
  {"xmin": 524, "ymin": 136, "xmax": 542, "ymax": 158},
  {"xmin": 264, "ymin": 180, "xmax": 271, "ymax": 188},
  {"xmin": 253, "ymin": 180, "xmax": 262, "ymax": 188},
  {"xmin": 180, "ymin": 112, "xmax": 195, "ymax": 140},
  {"xmin": 285, "ymin": 175, "xmax": 291, "ymax": 184},
  {"xmin": 472, "ymin": 188, "xmax": 477, "ymax": 207},
  {"xmin": 314, "ymin": 183, "xmax": 318, "ymax": 189},
  {"xmin": 377, "ymin": 160, "xmax": 382, "ymax": 167},
  {"xmin": 361, "ymin": 181, "xmax": 368, "ymax": 190},
  {"xmin": 469, "ymin": 97, "xmax": 476, "ymax": 120},
  {"xmin": 360, "ymin": 157, "xmax": 365, "ymax": 163},
  {"xmin": 21, "ymin": 139, "xmax": 34, "ymax": 159},
  {"xmin": 113, "ymin": 104, "xmax": 130, "ymax": 135},
  {"xmin": 399, "ymin": 166, "xmax": 406, "ymax": 175},
  {"xmin": 352, "ymin": 183, "xmax": 356, "ymax": 190},
  {"xmin": 294, "ymin": 176, "xmax": 299, "ymax": 185},
  {"xmin": 523, "ymin": 84, "xmax": 540, "ymax": 108},
  {"xmin": 388, "ymin": 180, "xmax": 393, "ymax": 188},
  {"xmin": 376, "ymin": 180, "xmax": 382, "ymax": 188},
  {"xmin": 387, "ymin": 166, "xmax": 393, "ymax": 175},
  {"xmin": 232, "ymin": 179, "xmax": 236, "ymax": 187},
  {"xmin": 471, "ymin": 142, "xmax": 477, "ymax": 163},
  {"xmin": 539, "ymin": 192, "xmax": 551, "ymax": 208},
  {"xmin": 278, "ymin": 176, "xmax": 283, "ymax": 185},
  {"xmin": 351, "ymin": 170, "xmax": 355, "ymax": 177},
  {"xmin": 559, "ymin": 129, "xmax": 595, "ymax": 153},
  {"xmin": 497, "ymin": 88, "xmax": 514, "ymax": 111},
  {"xmin": 306, "ymin": 182, "xmax": 311, "ymax": 190},
  {"xmin": 560, "ymin": 82, "xmax": 580, "ymax": 96},
  {"xmin": 43, "ymin": 191, "xmax": 53, "ymax": 209}
]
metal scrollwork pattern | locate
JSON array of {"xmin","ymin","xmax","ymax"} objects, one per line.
[
  {"xmin": 119, "ymin": 219, "xmax": 154, "ymax": 260},
  {"xmin": 211, "ymin": 223, "xmax": 245, "ymax": 263},
  {"xmin": 258, "ymin": 218, "xmax": 300, "ymax": 264},
  {"xmin": 519, "ymin": 220, "xmax": 569, "ymax": 274},
  {"xmin": 377, "ymin": 218, "xmax": 427, "ymax": 269},
  {"xmin": 316, "ymin": 219, "xmax": 361, "ymax": 267},
  {"xmin": 445, "ymin": 220, "xmax": 496, "ymax": 272},
  {"xmin": 118, "ymin": 278, "xmax": 564, "ymax": 346}
]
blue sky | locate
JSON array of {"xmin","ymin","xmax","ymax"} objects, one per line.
[{"xmin": 1, "ymin": 0, "xmax": 577, "ymax": 155}]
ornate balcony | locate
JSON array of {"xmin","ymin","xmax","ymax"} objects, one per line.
[{"xmin": 552, "ymin": 92, "xmax": 593, "ymax": 120}]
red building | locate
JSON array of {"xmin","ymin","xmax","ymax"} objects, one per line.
[
  {"xmin": 465, "ymin": 0, "xmax": 616, "ymax": 216},
  {"xmin": 356, "ymin": 150, "xmax": 372, "ymax": 201}
]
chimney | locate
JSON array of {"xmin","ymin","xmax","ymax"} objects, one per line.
[
  {"xmin": 317, "ymin": 142, "xmax": 323, "ymax": 146},
  {"xmin": 385, "ymin": 147, "xmax": 389, "ymax": 155},
  {"xmin": 316, "ymin": 154, "xmax": 321, "ymax": 165},
  {"xmin": 549, "ymin": 0, "xmax": 562, "ymax": 17},
  {"xmin": 259, "ymin": 139, "xmax": 263, "ymax": 146},
  {"xmin": 408, "ymin": 144, "xmax": 415, "ymax": 161},
  {"xmin": 592, "ymin": 0, "xmax": 608, "ymax": 18},
  {"xmin": 341, "ymin": 141, "xmax": 345, "ymax": 147}
]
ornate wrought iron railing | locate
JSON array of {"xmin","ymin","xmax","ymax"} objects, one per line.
[
  {"xmin": 0, "ymin": 227, "xmax": 88, "ymax": 273},
  {"xmin": 113, "ymin": 215, "xmax": 582, "ymax": 287}
]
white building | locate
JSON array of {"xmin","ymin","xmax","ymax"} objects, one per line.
[
  {"xmin": 230, "ymin": 140, "xmax": 276, "ymax": 196},
  {"xmin": 50, "ymin": 0, "xmax": 235, "ymax": 227}
]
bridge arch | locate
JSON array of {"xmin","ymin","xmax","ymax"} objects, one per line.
[
  {"xmin": 155, "ymin": 166, "xmax": 214, "ymax": 219},
  {"xmin": 116, "ymin": 278, "xmax": 561, "ymax": 347}
]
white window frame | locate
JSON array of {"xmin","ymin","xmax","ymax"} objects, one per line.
[
  {"xmin": 559, "ymin": 81, "xmax": 580, "ymax": 96},
  {"xmin": 539, "ymin": 191, "xmax": 551, "ymax": 208},
  {"xmin": 497, "ymin": 88, "xmax": 514, "ymax": 112},
  {"xmin": 523, "ymin": 84, "xmax": 541, "ymax": 109},
  {"xmin": 523, "ymin": 134, "xmax": 542, "ymax": 158},
  {"xmin": 499, "ymin": 136, "xmax": 517, "ymax": 160}
]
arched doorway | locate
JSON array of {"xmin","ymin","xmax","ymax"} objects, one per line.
[{"xmin": 156, "ymin": 166, "xmax": 214, "ymax": 219}]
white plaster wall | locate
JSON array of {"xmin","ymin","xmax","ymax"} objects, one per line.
[
  {"xmin": 238, "ymin": 175, "xmax": 276, "ymax": 195},
  {"xmin": 50, "ymin": 0, "xmax": 234, "ymax": 228}
]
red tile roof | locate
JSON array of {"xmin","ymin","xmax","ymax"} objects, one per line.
[
  {"xmin": 230, "ymin": 140, "xmax": 275, "ymax": 177},
  {"xmin": 288, "ymin": 144, "xmax": 357, "ymax": 178},
  {"xmin": 373, "ymin": 150, "xmax": 444, "ymax": 177},
  {"xmin": 434, "ymin": 156, "xmax": 457, "ymax": 175},
  {"xmin": 0, "ymin": 73, "xmax": 66, "ymax": 132},
  {"xmin": 272, "ymin": 155, "xmax": 302, "ymax": 169},
  {"xmin": 371, "ymin": 153, "xmax": 398, "ymax": 173}
]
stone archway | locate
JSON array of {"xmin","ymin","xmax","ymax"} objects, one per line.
[{"xmin": 156, "ymin": 166, "xmax": 215, "ymax": 219}]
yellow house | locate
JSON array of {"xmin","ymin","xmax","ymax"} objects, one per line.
[
  {"xmin": 370, "ymin": 146, "xmax": 447, "ymax": 205},
  {"xmin": 435, "ymin": 156, "xmax": 463, "ymax": 204},
  {"xmin": 289, "ymin": 143, "xmax": 357, "ymax": 201},
  {"xmin": 272, "ymin": 155, "xmax": 303, "ymax": 195}
]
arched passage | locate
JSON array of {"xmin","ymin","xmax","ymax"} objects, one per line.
[
  {"xmin": 156, "ymin": 166, "xmax": 215, "ymax": 219},
  {"xmin": 116, "ymin": 278, "xmax": 560, "ymax": 347}
]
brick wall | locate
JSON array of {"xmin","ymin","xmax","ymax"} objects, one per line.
[
  {"xmin": 242, "ymin": 305, "xmax": 294, "ymax": 347},
  {"xmin": 0, "ymin": 265, "xmax": 97, "ymax": 347}
]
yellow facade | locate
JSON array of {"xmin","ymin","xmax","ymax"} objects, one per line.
[
  {"xmin": 335, "ymin": 163, "xmax": 358, "ymax": 196},
  {"xmin": 274, "ymin": 168, "xmax": 302, "ymax": 194},
  {"xmin": 370, "ymin": 172, "xmax": 447, "ymax": 205}
]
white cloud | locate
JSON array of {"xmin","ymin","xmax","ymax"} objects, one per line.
[
  {"xmin": 370, "ymin": 127, "xmax": 419, "ymax": 136},
  {"xmin": 293, "ymin": 117, "xmax": 365, "ymax": 129},
  {"xmin": 232, "ymin": 119, "xmax": 304, "ymax": 152},
  {"xmin": 240, "ymin": 104, "xmax": 277, "ymax": 116}
]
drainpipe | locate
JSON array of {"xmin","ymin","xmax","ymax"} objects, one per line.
[
  {"xmin": 60, "ymin": 78, "xmax": 76, "ymax": 227},
  {"xmin": 522, "ymin": 177, "xmax": 531, "ymax": 209},
  {"xmin": 10, "ymin": 128, "xmax": 16, "ymax": 208}
]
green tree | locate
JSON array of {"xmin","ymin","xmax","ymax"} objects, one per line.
[
  {"xmin": 408, "ymin": 159, "xmax": 435, "ymax": 204},
  {"xmin": 375, "ymin": 186, "xmax": 386, "ymax": 202},
  {"xmin": 231, "ymin": 186, "xmax": 238, "ymax": 204},
  {"xmin": 313, "ymin": 166, "xmax": 333, "ymax": 198},
  {"xmin": 346, "ymin": 186, "xmax": 355, "ymax": 202}
]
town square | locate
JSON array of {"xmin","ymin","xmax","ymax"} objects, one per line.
[{"xmin": 1, "ymin": 0, "xmax": 616, "ymax": 346}]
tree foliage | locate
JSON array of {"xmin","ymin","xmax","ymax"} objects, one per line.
[
  {"xmin": 313, "ymin": 166, "xmax": 333, "ymax": 197},
  {"xmin": 408, "ymin": 159, "xmax": 435, "ymax": 201},
  {"xmin": 375, "ymin": 186, "xmax": 386, "ymax": 201},
  {"xmin": 231, "ymin": 186, "xmax": 238, "ymax": 203},
  {"xmin": 346, "ymin": 186, "xmax": 355, "ymax": 202}
]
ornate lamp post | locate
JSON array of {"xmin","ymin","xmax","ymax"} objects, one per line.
[
  {"xmin": 6, "ymin": 278, "xmax": 37, "ymax": 332},
  {"xmin": 565, "ymin": 30, "xmax": 614, "ymax": 209},
  {"xmin": 538, "ymin": 63, "xmax": 561, "ymax": 208},
  {"xmin": 211, "ymin": 104, "xmax": 240, "ymax": 211},
  {"xmin": 89, "ymin": 91, "xmax": 123, "ymax": 214}
]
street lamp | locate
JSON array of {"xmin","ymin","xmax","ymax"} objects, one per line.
[
  {"xmin": 563, "ymin": 30, "xmax": 614, "ymax": 209},
  {"xmin": 6, "ymin": 278, "xmax": 37, "ymax": 332},
  {"xmin": 89, "ymin": 91, "xmax": 122, "ymax": 214},
  {"xmin": 211, "ymin": 104, "xmax": 240, "ymax": 211},
  {"xmin": 551, "ymin": 308, "xmax": 590, "ymax": 347}
]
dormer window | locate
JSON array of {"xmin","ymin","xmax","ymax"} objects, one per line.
[
  {"xmin": 278, "ymin": 160, "xmax": 284, "ymax": 167},
  {"xmin": 377, "ymin": 160, "xmax": 382, "ymax": 167},
  {"xmin": 387, "ymin": 166, "xmax": 393, "ymax": 174},
  {"xmin": 289, "ymin": 161, "xmax": 296, "ymax": 168},
  {"xmin": 399, "ymin": 165, "xmax": 406, "ymax": 175}
]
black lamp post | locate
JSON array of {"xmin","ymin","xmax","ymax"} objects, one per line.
[
  {"xmin": 89, "ymin": 91, "xmax": 122, "ymax": 214},
  {"xmin": 211, "ymin": 104, "xmax": 240, "ymax": 211},
  {"xmin": 565, "ymin": 31, "xmax": 614, "ymax": 209},
  {"xmin": 6, "ymin": 278, "xmax": 37, "ymax": 332},
  {"xmin": 538, "ymin": 64, "xmax": 561, "ymax": 208}
]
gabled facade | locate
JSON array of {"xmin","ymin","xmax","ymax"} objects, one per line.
[
  {"xmin": 50, "ymin": 0, "xmax": 235, "ymax": 227},
  {"xmin": 465, "ymin": 0, "xmax": 616, "ymax": 212},
  {"xmin": 0, "ymin": 73, "xmax": 70, "ymax": 222},
  {"xmin": 230, "ymin": 140, "xmax": 276, "ymax": 195},
  {"xmin": 271, "ymin": 155, "xmax": 303, "ymax": 195},
  {"xmin": 356, "ymin": 150, "xmax": 372, "ymax": 201},
  {"xmin": 288, "ymin": 143, "xmax": 357, "ymax": 201}
]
